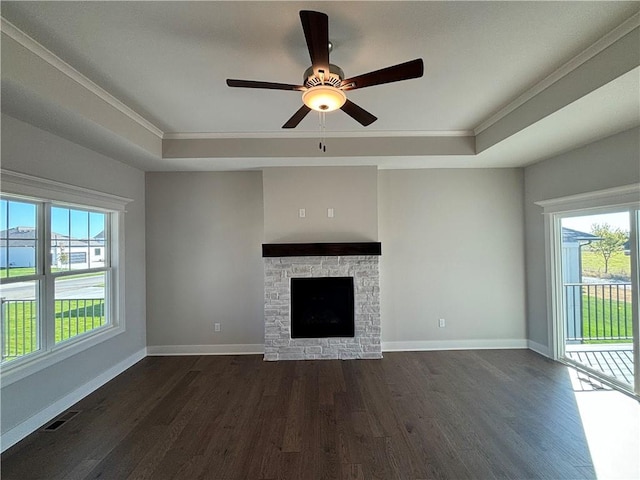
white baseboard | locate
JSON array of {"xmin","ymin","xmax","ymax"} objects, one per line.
[
  {"xmin": 150, "ymin": 341, "xmax": 534, "ymax": 356},
  {"xmin": 527, "ymin": 340, "xmax": 551, "ymax": 358},
  {"xmin": 1, "ymin": 347, "xmax": 146, "ymax": 453},
  {"xmin": 382, "ymin": 339, "xmax": 528, "ymax": 352},
  {"xmin": 146, "ymin": 344, "xmax": 264, "ymax": 356}
]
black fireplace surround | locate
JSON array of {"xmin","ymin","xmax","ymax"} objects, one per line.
[{"xmin": 290, "ymin": 277, "xmax": 355, "ymax": 338}]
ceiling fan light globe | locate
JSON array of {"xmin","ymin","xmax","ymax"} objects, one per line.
[{"xmin": 302, "ymin": 86, "xmax": 346, "ymax": 112}]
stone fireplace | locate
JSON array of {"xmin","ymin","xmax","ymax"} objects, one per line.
[{"xmin": 263, "ymin": 243, "xmax": 382, "ymax": 361}]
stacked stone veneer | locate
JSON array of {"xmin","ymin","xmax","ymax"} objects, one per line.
[{"xmin": 264, "ymin": 255, "xmax": 381, "ymax": 361}]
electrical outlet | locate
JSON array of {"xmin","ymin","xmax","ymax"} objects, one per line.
[
  {"xmin": 328, "ymin": 208, "xmax": 334, "ymax": 218},
  {"xmin": 299, "ymin": 208, "xmax": 306, "ymax": 218},
  {"xmin": 214, "ymin": 323, "xmax": 221, "ymax": 332},
  {"xmin": 439, "ymin": 318, "xmax": 446, "ymax": 328}
]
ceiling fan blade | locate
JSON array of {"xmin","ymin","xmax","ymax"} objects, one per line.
[
  {"xmin": 340, "ymin": 99, "xmax": 377, "ymax": 126},
  {"xmin": 226, "ymin": 79, "xmax": 305, "ymax": 91},
  {"xmin": 300, "ymin": 10, "xmax": 330, "ymax": 79},
  {"xmin": 282, "ymin": 105, "xmax": 312, "ymax": 128},
  {"xmin": 340, "ymin": 59, "xmax": 424, "ymax": 91}
]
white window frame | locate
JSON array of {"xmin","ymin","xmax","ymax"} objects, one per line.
[{"xmin": 0, "ymin": 170, "xmax": 131, "ymax": 386}]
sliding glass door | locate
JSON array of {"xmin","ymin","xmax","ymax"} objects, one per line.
[{"xmin": 556, "ymin": 207, "xmax": 639, "ymax": 394}]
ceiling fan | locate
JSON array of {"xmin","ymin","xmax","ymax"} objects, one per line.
[{"xmin": 226, "ymin": 10, "xmax": 424, "ymax": 129}]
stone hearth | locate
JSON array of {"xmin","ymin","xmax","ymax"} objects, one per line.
[{"xmin": 263, "ymin": 245, "xmax": 381, "ymax": 361}]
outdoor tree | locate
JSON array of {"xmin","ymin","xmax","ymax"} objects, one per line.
[
  {"xmin": 59, "ymin": 250, "xmax": 69, "ymax": 265},
  {"xmin": 589, "ymin": 223, "xmax": 628, "ymax": 274}
]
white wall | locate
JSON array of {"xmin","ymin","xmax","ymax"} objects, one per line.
[
  {"xmin": 145, "ymin": 172, "xmax": 264, "ymax": 351},
  {"xmin": 378, "ymin": 169, "xmax": 527, "ymax": 349},
  {"xmin": 524, "ymin": 127, "xmax": 640, "ymax": 352},
  {"xmin": 0, "ymin": 114, "xmax": 147, "ymax": 441},
  {"xmin": 262, "ymin": 166, "xmax": 378, "ymax": 243}
]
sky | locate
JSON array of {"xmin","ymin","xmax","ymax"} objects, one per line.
[
  {"xmin": 1, "ymin": 199, "xmax": 105, "ymax": 238},
  {"xmin": 561, "ymin": 211, "xmax": 631, "ymax": 234}
]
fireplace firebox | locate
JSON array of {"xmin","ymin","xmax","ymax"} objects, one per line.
[{"xmin": 291, "ymin": 277, "xmax": 355, "ymax": 338}]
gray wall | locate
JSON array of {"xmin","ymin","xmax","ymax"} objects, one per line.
[
  {"xmin": 378, "ymin": 169, "xmax": 527, "ymax": 346},
  {"xmin": 146, "ymin": 167, "xmax": 528, "ymax": 350},
  {"xmin": 0, "ymin": 114, "xmax": 147, "ymax": 435},
  {"xmin": 145, "ymin": 172, "xmax": 264, "ymax": 347},
  {"xmin": 263, "ymin": 166, "xmax": 378, "ymax": 243},
  {"xmin": 524, "ymin": 127, "xmax": 640, "ymax": 349}
]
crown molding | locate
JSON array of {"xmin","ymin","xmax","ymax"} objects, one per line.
[
  {"xmin": 163, "ymin": 130, "xmax": 474, "ymax": 140},
  {"xmin": 474, "ymin": 12, "xmax": 640, "ymax": 136},
  {"xmin": 0, "ymin": 16, "xmax": 165, "ymax": 139}
]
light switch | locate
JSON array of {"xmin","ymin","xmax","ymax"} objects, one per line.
[
  {"xmin": 328, "ymin": 208, "xmax": 334, "ymax": 218},
  {"xmin": 299, "ymin": 208, "xmax": 306, "ymax": 218}
]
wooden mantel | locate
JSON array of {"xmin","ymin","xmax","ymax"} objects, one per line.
[{"xmin": 262, "ymin": 242, "xmax": 381, "ymax": 257}]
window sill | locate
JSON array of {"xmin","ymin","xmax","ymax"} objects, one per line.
[{"xmin": 0, "ymin": 324, "xmax": 125, "ymax": 387}]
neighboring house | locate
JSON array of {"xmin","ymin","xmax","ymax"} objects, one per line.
[
  {"xmin": 0, "ymin": 227, "xmax": 105, "ymax": 270},
  {"xmin": 562, "ymin": 227, "xmax": 601, "ymax": 342},
  {"xmin": 562, "ymin": 227, "xmax": 601, "ymax": 282},
  {"xmin": 51, "ymin": 232, "xmax": 105, "ymax": 270},
  {"xmin": 0, "ymin": 227, "xmax": 36, "ymax": 268}
]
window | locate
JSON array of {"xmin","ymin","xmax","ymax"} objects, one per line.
[
  {"xmin": 0, "ymin": 170, "xmax": 129, "ymax": 383},
  {"xmin": 1, "ymin": 198, "xmax": 112, "ymax": 363}
]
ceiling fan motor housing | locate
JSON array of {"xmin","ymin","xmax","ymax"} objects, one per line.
[{"xmin": 303, "ymin": 64, "xmax": 344, "ymax": 88}]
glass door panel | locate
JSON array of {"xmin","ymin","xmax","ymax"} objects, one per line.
[{"xmin": 560, "ymin": 210, "xmax": 635, "ymax": 390}]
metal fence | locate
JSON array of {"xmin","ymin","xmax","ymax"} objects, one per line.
[
  {"xmin": 1, "ymin": 298, "xmax": 105, "ymax": 361},
  {"xmin": 564, "ymin": 282, "xmax": 633, "ymax": 343}
]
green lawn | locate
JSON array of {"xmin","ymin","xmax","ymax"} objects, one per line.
[
  {"xmin": 0, "ymin": 267, "xmax": 37, "ymax": 278},
  {"xmin": 581, "ymin": 250, "xmax": 630, "ymax": 279},
  {"xmin": 572, "ymin": 246, "xmax": 633, "ymax": 344},
  {"xmin": 581, "ymin": 293, "xmax": 633, "ymax": 344},
  {"xmin": 0, "ymin": 267, "xmax": 100, "ymax": 279},
  {"xmin": 1, "ymin": 299, "xmax": 105, "ymax": 361}
]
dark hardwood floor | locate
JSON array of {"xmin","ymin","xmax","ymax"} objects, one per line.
[{"xmin": 2, "ymin": 350, "xmax": 597, "ymax": 479}]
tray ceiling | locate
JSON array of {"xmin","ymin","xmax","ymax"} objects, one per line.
[{"xmin": 1, "ymin": 1, "xmax": 639, "ymax": 170}]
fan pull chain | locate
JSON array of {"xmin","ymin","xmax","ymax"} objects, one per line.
[{"xmin": 318, "ymin": 112, "xmax": 327, "ymax": 153}]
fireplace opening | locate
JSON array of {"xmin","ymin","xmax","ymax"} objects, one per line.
[{"xmin": 290, "ymin": 277, "xmax": 355, "ymax": 338}]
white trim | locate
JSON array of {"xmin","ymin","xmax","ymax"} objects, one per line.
[
  {"xmin": 163, "ymin": 130, "xmax": 475, "ymax": 140},
  {"xmin": 527, "ymin": 340, "xmax": 551, "ymax": 358},
  {"xmin": 1, "ymin": 169, "xmax": 133, "ymax": 211},
  {"xmin": 629, "ymin": 207, "xmax": 640, "ymax": 394},
  {"xmin": 146, "ymin": 344, "xmax": 264, "ymax": 356},
  {"xmin": 381, "ymin": 339, "xmax": 528, "ymax": 352},
  {"xmin": 149, "ymin": 341, "xmax": 532, "ymax": 355},
  {"xmin": 546, "ymin": 213, "xmax": 563, "ymax": 361},
  {"xmin": 0, "ymin": 17, "xmax": 164, "ymax": 139},
  {"xmin": 474, "ymin": 14, "xmax": 640, "ymax": 135},
  {"xmin": 0, "ymin": 347, "xmax": 146, "ymax": 453},
  {"xmin": 535, "ymin": 184, "xmax": 640, "ymax": 214}
]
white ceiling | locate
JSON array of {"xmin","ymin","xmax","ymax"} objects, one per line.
[{"xmin": 1, "ymin": 1, "xmax": 639, "ymax": 170}]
